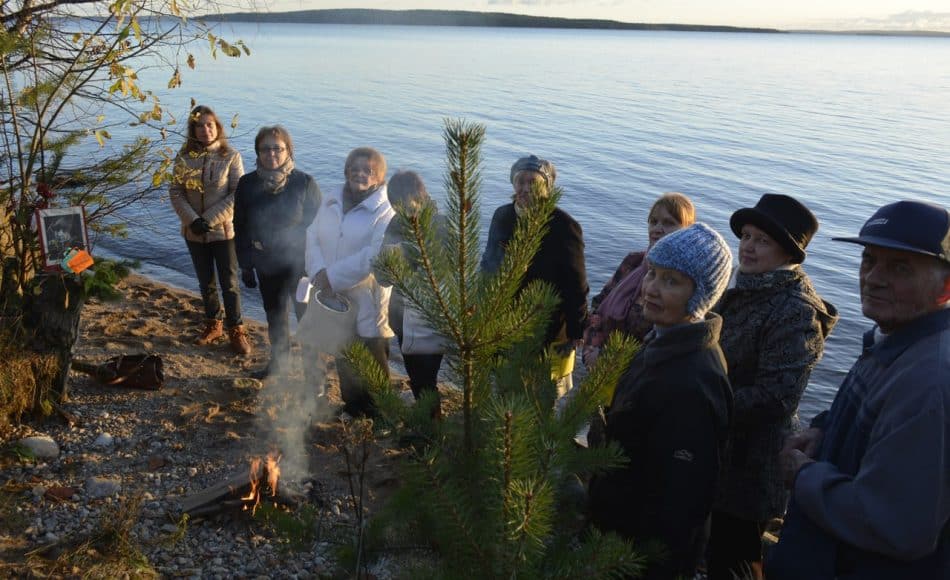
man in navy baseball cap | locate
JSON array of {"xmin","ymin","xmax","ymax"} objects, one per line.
[
  {"xmin": 767, "ymin": 199, "xmax": 950, "ymax": 579},
  {"xmin": 833, "ymin": 199, "xmax": 950, "ymax": 263}
]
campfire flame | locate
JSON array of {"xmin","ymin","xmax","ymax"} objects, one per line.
[{"xmin": 241, "ymin": 452, "xmax": 281, "ymax": 514}]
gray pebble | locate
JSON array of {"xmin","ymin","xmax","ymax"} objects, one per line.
[
  {"xmin": 85, "ymin": 476, "xmax": 122, "ymax": 498},
  {"xmin": 18, "ymin": 435, "xmax": 59, "ymax": 459},
  {"xmin": 93, "ymin": 433, "xmax": 114, "ymax": 448}
]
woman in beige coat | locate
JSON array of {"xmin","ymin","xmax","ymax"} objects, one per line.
[{"xmin": 169, "ymin": 105, "xmax": 251, "ymax": 355}]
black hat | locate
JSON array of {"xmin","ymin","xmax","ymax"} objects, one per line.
[
  {"xmin": 833, "ymin": 200, "xmax": 950, "ymax": 263},
  {"xmin": 730, "ymin": 194, "xmax": 819, "ymax": 264}
]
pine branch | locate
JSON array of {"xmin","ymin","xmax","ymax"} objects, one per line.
[
  {"xmin": 545, "ymin": 527, "xmax": 646, "ymax": 579},
  {"xmin": 558, "ymin": 332, "xmax": 639, "ymax": 432},
  {"xmin": 441, "ymin": 118, "xmax": 485, "ymax": 454}
]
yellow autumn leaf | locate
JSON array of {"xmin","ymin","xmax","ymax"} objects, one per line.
[{"xmin": 94, "ymin": 129, "xmax": 111, "ymax": 147}]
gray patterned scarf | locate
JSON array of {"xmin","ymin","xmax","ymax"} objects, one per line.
[{"xmin": 256, "ymin": 158, "xmax": 295, "ymax": 194}]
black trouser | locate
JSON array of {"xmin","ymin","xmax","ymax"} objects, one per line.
[
  {"xmin": 186, "ymin": 239, "xmax": 242, "ymax": 327},
  {"xmin": 257, "ymin": 266, "xmax": 307, "ymax": 364},
  {"xmin": 389, "ymin": 302, "xmax": 443, "ymax": 401},
  {"xmin": 707, "ymin": 510, "xmax": 766, "ymax": 580},
  {"xmin": 336, "ymin": 336, "xmax": 390, "ymax": 417},
  {"xmin": 402, "ymin": 352, "xmax": 443, "ymax": 400}
]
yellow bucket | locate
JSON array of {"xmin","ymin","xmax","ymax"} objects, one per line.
[{"xmin": 550, "ymin": 345, "xmax": 576, "ymax": 380}]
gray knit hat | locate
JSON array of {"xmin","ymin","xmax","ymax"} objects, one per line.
[
  {"xmin": 646, "ymin": 222, "xmax": 733, "ymax": 319},
  {"xmin": 510, "ymin": 155, "xmax": 556, "ymax": 189}
]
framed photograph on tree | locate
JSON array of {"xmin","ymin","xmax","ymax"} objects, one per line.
[{"xmin": 35, "ymin": 206, "xmax": 89, "ymax": 271}]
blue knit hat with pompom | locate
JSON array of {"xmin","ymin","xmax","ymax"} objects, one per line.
[{"xmin": 646, "ymin": 222, "xmax": 733, "ymax": 318}]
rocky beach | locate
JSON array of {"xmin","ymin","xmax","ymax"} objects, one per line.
[{"xmin": 0, "ymin": 273, "xmax": 428, "ymax": 578}]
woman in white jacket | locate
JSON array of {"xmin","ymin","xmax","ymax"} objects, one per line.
[{"xmin": 305, "ymin": 147, "xmax": 395, "ymax": 417}]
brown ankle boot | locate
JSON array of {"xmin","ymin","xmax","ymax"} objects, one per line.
[
  {"xmin": 195, "ymin": 319, "xmax": 224, "ymax": 345},
  {"xmin": 228, "ymin": 325, "xmax": 252, "ymax": 356}
]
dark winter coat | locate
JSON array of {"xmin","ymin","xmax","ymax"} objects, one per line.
[
  {"xmin": 589, "ymin": 314, "xmax": 733, "ymax": 580},
  {"xmin": 233, "ymin": 169, "xmax": 322, "ymax": 276},
  {"xmin": 714, "ymin": 267, "xmax": 838, "ymax": 521},
  {"xmin": 767, "ymin": 308, "xmax": 950, "ymax": 579},
  {"xmin": 481, "ymin": 203, "xmax": 589, "ymax": 345}
]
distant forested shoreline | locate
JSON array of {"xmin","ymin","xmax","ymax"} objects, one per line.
[{"xmin": 204, "ymin": 8, "xmax": 783, "ymax": 34}]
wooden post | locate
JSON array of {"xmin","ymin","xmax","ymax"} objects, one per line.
[{"xmin": 0, "ymin": 257, "xmax": 20, "ymax": 316}]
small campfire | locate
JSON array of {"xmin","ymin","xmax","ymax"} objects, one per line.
[
  {"xmin": 180, "ymin": 451, "xmax": 303, "ymax": 518},
  {"xmin": 241, "ymin": 453, "xmax": 281, "ymax": 514}
]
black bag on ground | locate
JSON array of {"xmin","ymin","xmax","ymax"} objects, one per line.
[{"xmin": 74, "ymin": 354, "xmax": 165, "ymax": 390}]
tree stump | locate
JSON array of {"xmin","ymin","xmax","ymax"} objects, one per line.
[
  {"xmin": 22, "ymin": 273, "xmax": 86, "ymax": 402},
  {"xmin": 0, "ymin": 257, "xmax": 20, "ymax": 315}
]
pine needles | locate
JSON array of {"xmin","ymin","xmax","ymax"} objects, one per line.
[{"xmin": 355, "ymin": 118, "xmax": 644, "ymax": 577}]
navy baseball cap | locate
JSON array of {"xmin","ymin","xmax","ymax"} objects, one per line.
[{"xmin": 833, "ymin": 200, "xmax": 950, "ymax": 263}]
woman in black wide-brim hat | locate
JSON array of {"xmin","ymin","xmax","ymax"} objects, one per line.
[{"xmin": 707, "ymin": 194, "xmax": 840, "ymax": 580}]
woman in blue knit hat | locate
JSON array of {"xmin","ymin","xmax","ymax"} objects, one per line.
[{"xmin": 588, "ymin": 222, "xmax": 734, "ymax": 580}]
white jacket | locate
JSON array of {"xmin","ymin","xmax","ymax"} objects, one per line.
[
  {"xmin": 400, "ymin": 303, "xmax": 448, "ymax": 355},
  {"xmin": 305, "ymin": 184, "xmax": 395, "ymax": 338}
]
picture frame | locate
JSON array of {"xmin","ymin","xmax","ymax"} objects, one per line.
[{"xmin": 35, "ymin": 206, "xmax": 89, "ymax": 271}]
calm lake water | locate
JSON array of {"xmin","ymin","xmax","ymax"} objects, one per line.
[{"xmin": 99, "ymin": 23, "xmax": 950, "ymax": 420}]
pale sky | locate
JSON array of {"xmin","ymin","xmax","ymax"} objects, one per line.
[{"xmin": 264, "ymin": 1, "xmax": 950, "ymax": 31}]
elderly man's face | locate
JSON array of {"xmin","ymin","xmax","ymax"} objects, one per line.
[{"xmin": 859, "ymin": 245, "xmax": 950, "ymax": 333}]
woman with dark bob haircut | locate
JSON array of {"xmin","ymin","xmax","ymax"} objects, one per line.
[
  {"xmin": 376, "ymin": 170, "xmax": 447, "ymax": 417},
  {"xmin": 234, "ymin": 125, "xmax": 322, "ymax": 379},
  {"xmin": 169, "ymin": 105, "xmax": 250, "ymax": 355}
]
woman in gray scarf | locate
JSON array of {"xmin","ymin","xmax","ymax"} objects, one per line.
[
  {"xmin": 234, "ymin": 126, "xmax": 322, "ymax": 378},
  {"xmin": 708, "ymin": 194, "xmax": 838, "ymax": 579}
]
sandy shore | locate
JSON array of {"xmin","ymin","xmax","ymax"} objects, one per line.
[{"xmin": 0, "ymin": 272, "xmax": 417, "ymax": 577}]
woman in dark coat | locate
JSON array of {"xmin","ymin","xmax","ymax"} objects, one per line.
[
  {"xmin": 589, "ymin": 223, "xmax": 734, "ymax": 580},
  {"xmin": 234, "ymin": 125, "xmax": 322, "ymax": 378},
  {"xmin": 708, "ymin": 194, "xmax": 838, "ymax": 580},
  {"xmin": 481, "ymin": 155, "xmax": 589, "ymax": 394}
]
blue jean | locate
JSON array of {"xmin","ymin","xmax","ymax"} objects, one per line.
[{"xmin": 186, "ymin": 239, "xmax": 242, "ymax": 327}]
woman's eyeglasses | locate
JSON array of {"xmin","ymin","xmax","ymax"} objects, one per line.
[{"xmin": 260, "ymin": 146, "xmax": 286, "ymax": 154}]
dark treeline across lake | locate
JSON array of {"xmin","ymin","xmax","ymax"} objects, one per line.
[{"xmin": 207, "ymin": 8, "xmax": 782, "ymax": 34}]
